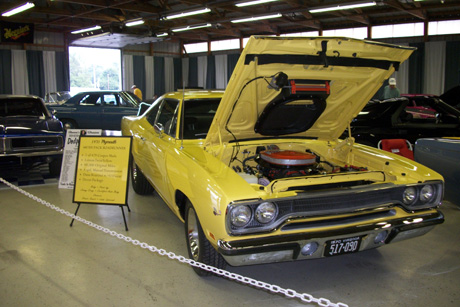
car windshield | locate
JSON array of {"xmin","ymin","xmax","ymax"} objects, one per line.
[
  {"xmin": 182, "ymin": 98, "xmax": 221, "ymax": 139},
  {"xmin": 120, "ymin": 92, "xmax": 141, "ymax": 107},
  {"xmin": 0, "ymin": 98, "xmax": 49, "ymax": 117}
]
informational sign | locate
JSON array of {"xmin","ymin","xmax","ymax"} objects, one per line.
[
  {"xmin": 73, "ymin": 136, "xmax": 132, "ymax": 205},
  {"xmin": 59, "ymin": 129, "xmax": 102, "ymax": 189},
  {"xmin": 1, "ymin": 21, "xmax": 34, "ymax": 43}
]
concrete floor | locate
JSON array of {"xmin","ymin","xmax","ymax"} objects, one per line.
[{"xmin": 1, "ymin": 176, "xmax": 459, "ymax": 307}]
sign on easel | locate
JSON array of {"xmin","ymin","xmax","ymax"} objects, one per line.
[{"xmin": 71, "ymin": 136, "xmax": 132, "ymax": 230}]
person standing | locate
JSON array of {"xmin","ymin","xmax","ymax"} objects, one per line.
[
  {"xmin": 383, "ymin": 78, "xmax": 400, "ymax": 99},
  {"xmin": 131, "ymin": 85, "xmax": 143, "ymax": 100}
]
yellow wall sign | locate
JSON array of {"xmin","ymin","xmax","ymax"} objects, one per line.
[{"xmin": 73, "ymin": 136, "xmax": 132, "ymax": 205}]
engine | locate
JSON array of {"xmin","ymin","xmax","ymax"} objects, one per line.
[
  {"xmin": 236, "ymin": 145, "xmax": 368, "ymax": 186},
  {"xmin": 257, "ymin": 149, "xmax": 323, "ymax": 180}
]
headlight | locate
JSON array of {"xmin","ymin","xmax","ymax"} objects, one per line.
[
  {"xmin": 403, "ymin": 187, "xmax": 417, "ymax": 205},
  {"xmin": 420, "ymin": 185, "xmax": 435, "ymax": 202},
  {"xmin": 255, "ymin": 202, "xmax": 278, "ymax": 224},
  {"xmin": 230, "ymin": 205, "xmax": 252, "ymax": 227}
]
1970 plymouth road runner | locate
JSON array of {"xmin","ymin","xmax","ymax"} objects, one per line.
[{"xmin": 122, "ymin": 36, "xmax": 444, "ymax": 275}]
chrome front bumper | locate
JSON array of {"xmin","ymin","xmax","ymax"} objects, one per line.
[{"xmin": 217, "ymin": 208, "xmax": 444, "ymax": 266}]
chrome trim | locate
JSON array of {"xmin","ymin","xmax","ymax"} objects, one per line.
[
  {"xmin": 226, "ymin": 181, "xmax": 443, "ymax": 235},
  {"xmin": 218, "ymin": 209, "xmax": 444, "ymax": 266}
]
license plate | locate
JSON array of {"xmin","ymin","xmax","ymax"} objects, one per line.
[{"xmin": 324, "ymin": 236, "xmax": 361, "ymax": 257}]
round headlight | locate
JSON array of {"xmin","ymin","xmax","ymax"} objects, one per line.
[
  {"xmin": 230, "ymin": 206, "xmax": 252, "ymax": 227},
  {"xmin": 255, "ymin": 202, "xmax": 278, "ymax": 224},
  {"xmin": 403, "ymin": 187, "xmax": 417, "ymax": 205},
  {"xmin": 420, "ymin": 185, "xmax": 435, "ymax": 202}
]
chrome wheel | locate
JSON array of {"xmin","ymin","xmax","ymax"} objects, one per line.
[
  {"xmin": 131, "ymin": 159, "xmax": 139, "ymax": 181},
  {"xmin": 187, "ymin": 206, "xmax": 200, "ymax": 261}
]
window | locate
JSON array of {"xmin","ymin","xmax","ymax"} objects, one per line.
[
  {"xmin": 79, "ymin": 94, "xmax": 101, "ymax": 105},
  {"xmin": 211, "ymin": 39, "xmax": 240, "ymax": 51},
  {"xmin": 428, "ymin": 20, "xmax": 460, "ymax": 36},
  {"xmin": 184, "ymin": 42, "xmax": 208, "ymax": 54},
  {"xmin": 373, "ymin": 23, "xmax": 424, "ymax": 39},
  {"xmin": 103, "ymin": 94, "xmax": 117, "ymax": 106},
  {"xmin": 281, "ymin": 31, "xmax": 319, "ymax": 37},
  {"xmin": 157, "ymin": 99, "xmax": 179, "ymax": 137},
  {"xmin": 323, "ymin": 27, "xmax": 367, "ymax": 39}
]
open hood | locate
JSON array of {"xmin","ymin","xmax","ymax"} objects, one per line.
[{"xmin": 205, "ymin": 36, "xmax": 414, "ymax": 146}]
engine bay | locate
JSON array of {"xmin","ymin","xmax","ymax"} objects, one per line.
[{"xmin": 229, "ymin": 144, "xmax": 368, "ymax": 186}]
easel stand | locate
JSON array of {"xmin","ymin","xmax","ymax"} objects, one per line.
[{"xmin": 70, "ymin": 202, "xmax": 131, "ymax": 231}]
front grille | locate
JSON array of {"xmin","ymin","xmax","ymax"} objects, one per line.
[
  {"xmin": 11, "ymin": 137, "xmax": 60, "ymax": 149},
  {"xmin": 275, "ymin": 184, "xmax": 403, "ymax": 218},
  {"xmin": 2, "ymin": 135, "xmax": 63, "ymax": 153}
]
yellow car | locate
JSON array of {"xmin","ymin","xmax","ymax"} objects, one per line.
[{"xmin": 122, "ymin": 36, "xmax": 444, "ymax": 276}]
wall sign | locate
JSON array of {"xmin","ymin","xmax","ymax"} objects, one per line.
[{"xmin": 1, "ymin": 22, "xmax": 34, "ymax": 43}]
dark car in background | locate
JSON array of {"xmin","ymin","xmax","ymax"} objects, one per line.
[
  {"xmin": 0, "ymin": 95, "xmax": 64, "ymax": 175},
  {"xmin": 347, "ymin": 96, "xmax": 460, "ymax": 147},
  {"xmin": 44, "ymin": 91, "xmax": 72, "ymax": 105},
  {"xmin": 415, "ymin": 137, "xmax": 460, "ymax": 204},
  {"xmin": 50, "ymin": 91, "xmax": 141, "ymax": 130}
]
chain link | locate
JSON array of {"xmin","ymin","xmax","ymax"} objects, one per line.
[{"xmin": 0, "ymin": 177, "xmax": 349, "ymax": 307}]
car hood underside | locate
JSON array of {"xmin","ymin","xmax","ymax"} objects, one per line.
[{"xmin": 205, "ymin": 36, "xmax": 414, "ymax": 145}]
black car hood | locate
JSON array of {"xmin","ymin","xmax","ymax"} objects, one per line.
[
  {"xmin": 440, "ymin": 85, "xmax": 460, "ymax": 107},
  {"xmin": 0, "ymin": 116, "xmax": 64, "ymax": 135}
]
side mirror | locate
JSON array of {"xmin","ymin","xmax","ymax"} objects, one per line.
[{"xmin": 154, "ymin": 123, "xmax": 164, "ymax": 137}]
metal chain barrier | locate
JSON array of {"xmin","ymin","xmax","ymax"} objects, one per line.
[{"xmin": 0, "ymin": 177, "xmax": 349, "ymax": 307}]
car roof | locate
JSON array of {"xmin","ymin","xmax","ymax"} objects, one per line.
[
  {"xmin": 0, "ymin": 94, "xmax": 43, "ymax": 100},
  {"xmin": 162, "ymin": 90, "xmax": 225, "ymax": 100}
]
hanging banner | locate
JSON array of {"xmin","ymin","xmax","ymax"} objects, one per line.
[
  {"xmin": 73, "ymin": 136, "xmax": 132, "ymax": 205},
  {"xmin": 1, "ymin": 22, "xmax": 34, "ymax": 43},
  {"xmin": 59, "ymin": 129, "xmax": 102, "ymax": 189}
]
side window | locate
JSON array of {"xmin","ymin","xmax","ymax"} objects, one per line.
[
  {"xmin": 145, "ymin": 100, "xmax": 162, "ymax": 126},
  {"xmin": 103, "ymin": 94, "xmax": 117, "ymax": 106},
  {"xmin": 157, "ymin": 99, "xmax": 179, "ymax": 137},
  {"xmin": 79, "ymin": 94, "xmax": 100, "ymax": 105},
  {"xmin": 119, "ymin": 95, "xmax": 133, "ymax": 107}
]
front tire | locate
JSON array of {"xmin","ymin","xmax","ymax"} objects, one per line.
[
  {"xmin": 185, "ymin": 200, "xmax": 226, "ymax": 276},
  {"xmin": 130, "ymin": 157, "xmax": 154, "ymax": 195}
]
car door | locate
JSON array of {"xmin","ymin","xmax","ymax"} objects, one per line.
[
  {"xmin": 136, "ymin": 98, "xmax": 180, "ymax": 205},
  {"xmin": 74, "ymin": 94, "xmax": 103, "ymax": 128},
  {"xmin": 101, "ymin": 93, "xmax": 139, "ymax": 130}
]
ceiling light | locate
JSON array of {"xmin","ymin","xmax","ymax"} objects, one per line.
[
  {"xmin": 2, "ymin": 2, "xmax": 35, "ymax": 17},
  {"xmin": 172, "ymin": 23, "xmax": 211, "ymax": 32},
  {"xmin": 71, "ymin": 25, "xmax": 102, "ymax": 34},
  {"xmin": 126, "ymin": 19, "xmax": 144, "ymax": 27},
  {"xmin": 157, "ymin": 32, "xmax": 168, "ymax": 37},
  {"xmin": 309, "ymin": 1, "xmax": 376, "ymax": 13},
  {"xmin": 164, "ymin": 8, "xmax": 211, "ymax": 20},
  {"xmin": 235, "ymin": 0, "xmax": 279, "ymax": 7},
  {"xmin": 231, "ymin": 13, "xmax": 282, "ymax": 23}
]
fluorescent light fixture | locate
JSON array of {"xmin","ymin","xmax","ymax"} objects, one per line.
[
  {"xmin": 231, "ymin": 13, "xmax": 282, "ymax": 23},
  {"xmin": 126, "ymin": 19, "xmax": 144, "ymax": 27},
  {"xmin": 157, "ymin": 32, "xmax": 169, "ymax": 37},
  {"xmin": 236, "ymin": 0, "xmax": 279, "ymax": 7},
  {"xmin": 71, "ymin": 25, "xmax": 102, "ymax": 34},
  {"xmin": 165, "ymin": 8, "xmax": 211, "ymax": 20},
  {"xmin": 172, "ymin": 23, "xmax": 211, "ymax": 32},
  {"xmin": 2, "ymin": 2, "xmax": 35, "ymax": 17},
  {"xmin": 309, "ymin": 1, "xmax": 376, "ymax": 13}
]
